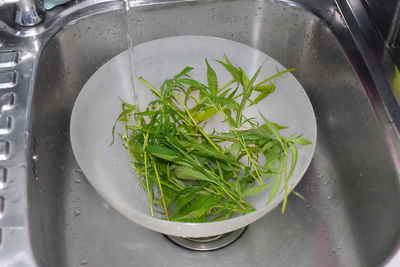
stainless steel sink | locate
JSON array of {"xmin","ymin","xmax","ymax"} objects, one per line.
[{"xmin": 1, "ymin": 0, "xmax": 400, "ymax": 266}]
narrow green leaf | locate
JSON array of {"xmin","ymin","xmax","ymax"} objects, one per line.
[
  {"xmin": 191, "ymin": 195, "xmax": 222, "ymax": 218},
  {"xmin": 211, "ymin": 210, "xmax": 235, "ymax": 221},
  {"xmin": 288, "ymin": 142, "xmax": 298, "ymax": 177},
  {"xmin": 110, "ymin": 106, "xmax": 135, "ymax": 145},
  {"xmin": 146, "ymin": 146, "xmax": 180, "ymax": 156},
  {"xmin": 242, "ymin": 183, "xmax": 272, "ymax": 196},
  {"xmin": 184, "ymin": 86, "xmax": 201, "ymax": 105},
  {"xmin": 178, "ymin": 78, "xmax": 208, "ymax": 89},
  {"xmin": 174, "ymin": 166, "xmax": 213, "ymax": 183},
  {"xmin": 260, "ymin": 140, "xmax": 277, "ymax": 153},
  {"xmin": 291, "ymin": 137, "xmax": 312, "ymax": 145},
  {"xmin": 171, "ymin": 193, "xmax": 197, "ymax": 217},
  {"xmin": 266, "ymin": 157, "xmax": 284, "ymax": 204},
  {"xmin": 192, "ymin": 108, "xmax": 218, "ymax": 122},
  {"xmin": 251, "ymin": 84, "xmax": 276, "ymax": 105},
  {"xmin": 205, "ymin": 59, "xmax": 218, "ymax": 97},
  {"xmin": 174, "ymin": 67, "xmax": 194, "ymax": 79},
  {"xmin": 217, "ymin": 59, "xmax": 242, "ymax": 83},
  {"xmin": 292, "ymin": 190, "xmax": 305, "ymax": 201},
  {"xmin": 254, "ymin": 68, "xmax": 296, "ymax": 87},
  {"xmin": 216, "ymin": 96, "xmax": 240, "ymax": 111}
]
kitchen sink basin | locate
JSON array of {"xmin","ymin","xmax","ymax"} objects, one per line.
[{"xmin": 1, "ymin": 0, "xmax": 399, "ymax": 266}]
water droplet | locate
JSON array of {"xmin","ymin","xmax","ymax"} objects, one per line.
[
  {"xmin": 74, "ymin": 210, "xmax": 81, "ymax": 217},
  {"xmin": 75, "ymin": 168, "xmax": 83, "ymax": 174},
  {"xmin": 327, "ymin": 195, "xmax": 332, "ymax": 200},
  {"xmin": 74, "ymin": 179, "xmax": 82, "ymax": 184},
  {"xmin": 80, "ymin": 259, "xmax": 89, "ymax": 265},
  {"xmin": 22, "ymin": 131, "xmax": 29, "ymax": 141},
  {"xmin": 10, "ymin": 194, "xmax": 21, "ymax": 203}
]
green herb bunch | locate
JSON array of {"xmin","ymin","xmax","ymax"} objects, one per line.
[{"xmin": 112, "ymin": 56, "xmax": 310, "ymax": 222}]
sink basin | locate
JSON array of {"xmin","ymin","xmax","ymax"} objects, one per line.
[{"xmin": 1, "ymin": 0, "xmax": 399, "ymax": 266}]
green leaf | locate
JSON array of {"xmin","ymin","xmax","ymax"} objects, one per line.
[
  {"xmin": 226, "ymin": 142, "xmax": 242, "ymax": 153},
  {"xmin": 189, "ymin": 103, "xmax": 203, "ymax": 114},
  {"xmin": 180, "ymin": 195, "xmax": 222, "ymax": 218},
  {"xmin": 171, "ymin": 193, "xmax": 197, "ymax": 217},
  {"xmin": 110, "ymin": 105, "xmax": 135, "ymax": 146},
  {"xmin": 174, "ymin": 166, "xmax": 213, "ymax": 182},
  {"xmin": 146, "ymin": 146, "xmax": 182, "ymax": 163},
  {"xmin": 258, "ymin": 166, "xmax": 281, "ymax": 178},
  {"xmin": 291, "ymin": 137, "xmax": 312, "ymax": 145},
  {"xmin": 236, "ymin": 65, "xmax": 262, "ymax": 124},
  {"xmin": 174, "ymin": 67, "xmax": 193, "ymax": 79},
  {"xmin": 216, "ymin": 96, "xmax": 240, "ymax": 111},
  {"xmin": 146, "ymin": 146, "xmax": 180, "ymax": 156},
  {"xmin": 205, "ymin": 59, "xmax": 218, "ymax": 97},
  {"xmin": 251, "ymin": 84, "xmax": 276, "ymax": 105},
  {"xmin": 264, "ymin": 144, "xmax": 283, "ymax": 169},
  {"xmin": 288, "ymin": 142, "xmax": 298, "ymax": 177},
  {"xmin": 184, "ymin": 86, "xmax": 202, "ymax": 105},
  {"xmin": 292, "ymin": 190, "xmax": 305, "ymax": 201},
  {"xmin": 240, "ymin": 67, "xmax": 250, "ymax": 88},
  {"xmin": 259, "ymin": 113, "xmax": 286, "ymax": 152},
  {"xmin": 266, "ymin": 157, "xmax": 284, "ymax": 204},
  {"xmin": 135, "ymin": 110, "xmax": 155, "ymax": 116},
  {"xmin": 254, "ymin": 68, "xmax": 296, "ymax": 87},
  {"xmin": 242, "ymin": 183, "xmax": 272, "ymax": 196},
  {"xmin": 217, "ymin": 59, "xmax": 242, "ymax": 83},
  {"xmin": 211, "ymin": 210, "xmax": 235, "ymax": 221},
  {"xmin": 260, "ymin": 140, "xmax": 277, "ymax": 153},
  {"xmin": 227, "ymin": 85, "xmax": 239, "ymax": 99},
  {"xmin": 192, "ymin": 108, "xmax": 218, "ymax": 122},
  {"xmin": 178, "ymin": 78, "xmax": 208, "ymax": 89},
  {"xmin": 174, "ymin": 195, "xmax": 208, "ymax": 219}
]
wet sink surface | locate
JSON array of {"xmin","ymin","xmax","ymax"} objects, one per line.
[{"xmin": 28, "ymin": 1, "xmax": 400, "ymax": 266}]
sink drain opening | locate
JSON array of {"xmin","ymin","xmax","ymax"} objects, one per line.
[{"xmin": 165, "ymin": 227, "xmax": 247, "ymax": 251}]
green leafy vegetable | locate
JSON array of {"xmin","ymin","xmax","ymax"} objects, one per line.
[{"xmin": 112, "ymin": 56, "xmax": 310, "ymax": 222}]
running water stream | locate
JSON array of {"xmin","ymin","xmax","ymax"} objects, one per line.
[{"xmin": 123, "ymin": 0, "xmax": 139, "ymax": 107}]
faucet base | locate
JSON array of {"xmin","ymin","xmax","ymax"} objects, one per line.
[{"xmin": 15, "ymin": 0, "xmax": 45, "ymax": 26}]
